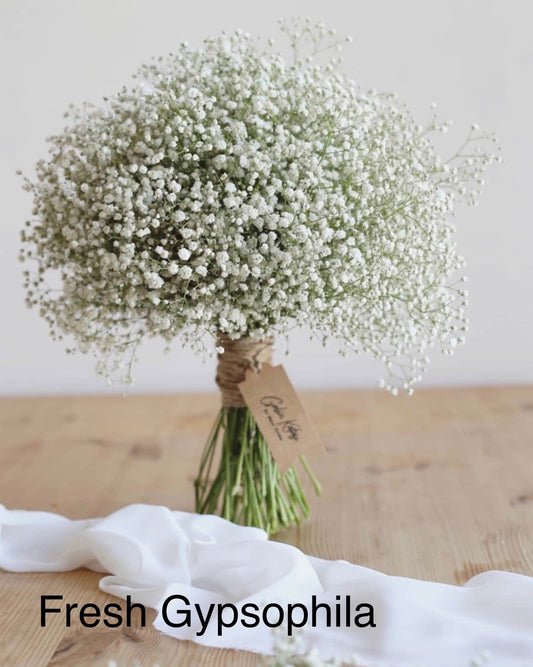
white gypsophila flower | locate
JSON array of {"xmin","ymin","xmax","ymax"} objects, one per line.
[
  {"xmin": 20, "ymin": 18, "xmax": 500, "ymax": 389},
  {"xmin": 261, "ymin": 629, "xmax": 364, "ymax": 666},
  {"xmin": 102, "ymin": 641, "xmax": 493, "ymax": 667}
]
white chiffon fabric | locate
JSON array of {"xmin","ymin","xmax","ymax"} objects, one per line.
[{"xmin": 1, "ymin": 503, "xmax": 532, "ymax": 666}]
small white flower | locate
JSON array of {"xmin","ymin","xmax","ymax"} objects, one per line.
[
  {"xmin": 195, "ymin": 265, "xmax": 208, "ymax": 277},
  {"xmin": 179, "ymin": 266, "xmax": 193, "ymax": 279},
  {"xmin": 144, "ymin": 272, "xmax": 164, "ymax": 289}
]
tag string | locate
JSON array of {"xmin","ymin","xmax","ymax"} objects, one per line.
[{"xmin": 215, "ymin": 333, "xmax": 274, "ymax": 407}]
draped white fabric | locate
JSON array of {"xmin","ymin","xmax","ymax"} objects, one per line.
[{"xmin": 1, "ymin": 504, "xmax": 532, "ymax": 666}]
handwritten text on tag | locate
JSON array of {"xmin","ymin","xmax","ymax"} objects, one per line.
[{"xmin": 238, "ymin": 364, "xmax": 324, "ymax": 472}]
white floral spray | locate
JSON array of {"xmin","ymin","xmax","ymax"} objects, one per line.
[{"xmin": 20, "ymin": 18, "xmax": 500, "ymax": 393}]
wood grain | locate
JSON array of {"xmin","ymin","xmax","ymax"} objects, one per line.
[{"xmin": 1, "ymin": 387, "xmax": 532, "ymax": 666}]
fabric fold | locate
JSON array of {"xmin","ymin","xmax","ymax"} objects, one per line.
[{"xmin": 1, "ymin": 503, "xmax": 532, "ymax": 667}]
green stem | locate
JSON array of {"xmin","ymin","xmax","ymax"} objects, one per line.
[
  {"xmin": 194, "ymin": 406, "xmax": 321, "ymax": 535},
  {"xmin": 299, "ymin": 454, "xmax": 322, "ymax": 496}
]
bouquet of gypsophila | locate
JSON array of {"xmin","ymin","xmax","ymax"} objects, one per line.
[{"xmin": 20, "ymin": 18, "xmax": 500, "ymax": 534}]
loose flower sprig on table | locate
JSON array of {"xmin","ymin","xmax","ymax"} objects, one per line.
[
  {"xmin": 104, "ymin": 634, "xmax": 493, "ymax": 666},
  {"xmin": 20, "ymin": 18, "xmax": 500, "ymax": 533}
]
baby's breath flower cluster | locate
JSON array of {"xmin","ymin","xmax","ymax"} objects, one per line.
[
  {"xmin": 104, "ymin": 632, "xmax": 493, "ymax": 667},
  {"xmin": 20, "ymin": 18, "xmax": 500, "ymax": 391},
  {"xmin": 262, "ymin": 630, "xmax": 493, "ymax": 667},
  {"xmin": 262, "ymin": 629, "xmax": 363, "ymax": 666}
]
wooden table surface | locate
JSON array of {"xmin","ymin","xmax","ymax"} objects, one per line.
[{"xmin": 1, "ymin": 387, "xmax": 532, "ymax": 666}]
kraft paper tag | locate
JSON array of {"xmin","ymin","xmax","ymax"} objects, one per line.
[{"xmin": 238, "ymin": 364, "xmax": 324, "ymax": 472}]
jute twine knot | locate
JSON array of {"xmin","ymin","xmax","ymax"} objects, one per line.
[{"xmin": 216, "ymin": 332, "xmax": 274, "ymax": 407}]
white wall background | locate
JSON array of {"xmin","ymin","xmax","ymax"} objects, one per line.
[{"xmin": 0, "ymin": 0, "xmax": 531, "ymax": 395}]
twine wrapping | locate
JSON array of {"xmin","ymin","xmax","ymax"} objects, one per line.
[{"xmin": 216, "ymin": 333, "xmax": 274, "ymax": 407}]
